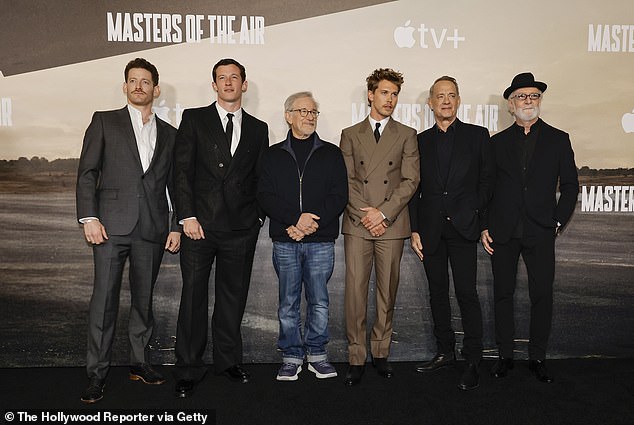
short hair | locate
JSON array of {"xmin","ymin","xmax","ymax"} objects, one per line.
[
  {"xmin": 366, "ymin": 68, "xmax": 404, "ymax": 106},
  {"xmin": 284, "ymin": 91, "xmax": 319, "ymax": 112},
  {"xmin": 124, "ymin": 58, "xmax": 159, "ymax": 86},
  {"xmin": 429, "ymin": 76, "xmax": 460, "ymax": 97},
  {"xmin": 212, "ymin": 58, "xmax": 246, "ymax": 82}
]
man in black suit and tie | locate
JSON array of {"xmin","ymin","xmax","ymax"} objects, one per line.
[
  {"xmin": 408, "ymin": 76, "xmax": 494, "ymax": 390},
  {"xmin": 481, "ymin": 72, "xmax": 579, "ymax": 383},
  {"xmin": 76, "ymin": 58, "xmax": 180, "ymax": 403},
  {"xmin": 173, "ymin": 58, "xmax": 269, "ymax": 398}
]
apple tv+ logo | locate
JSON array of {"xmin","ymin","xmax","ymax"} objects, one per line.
[
  {"xmin": 393, "ymin": 21, "xmax": 465, "ymax": 49},
  {"xmin": 622, "ymin": 109, "xmax": 634, "ymax": 133}
]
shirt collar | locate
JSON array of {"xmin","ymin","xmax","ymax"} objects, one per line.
[
  {"xmin": 368, "ymin": 115, "xmax": 390, "ymax": 132},
  {"xmin": 215, "ymin": 102, "xmax": 242, "ymax": 121},
  {"xmin": 127, "ymin": 104, "xmax": 155, "ymax": 126}
]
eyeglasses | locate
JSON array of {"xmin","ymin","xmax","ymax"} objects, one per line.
[
  {"xmin": 288, "ymin": 108, "xmax": 320, "ymax": 118},
  {"xmin": 511, "ymin": 93, "xmax": 542, "ymax": 101}
]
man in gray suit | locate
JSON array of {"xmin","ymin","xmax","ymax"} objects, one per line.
[{"xmin": 76, "ymin": 58, "xmax": 181, "ymax": 404}]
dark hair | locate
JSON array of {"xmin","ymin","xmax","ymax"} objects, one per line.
[
  {"xmin": 366, "ymin": 68, "xmax": 404, "ymax": 106},
  {"xmin": 212, "ymin": 58, "xmax": 246, "ymax": 82},
  {"xmin": 124, "ymin": 58, "xmax": 159, "ymax": 86},
  {"xmin": 429, "ymin": 75, "xmax": 460, "ymax": 97}
]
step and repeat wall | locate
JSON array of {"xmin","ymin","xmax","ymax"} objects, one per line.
[{"xmin": 0, "ymin": 0, "xmax": 632, "ymax": 366}]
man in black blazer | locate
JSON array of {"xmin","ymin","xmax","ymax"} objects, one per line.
[
  {"xmin": 76, "ymin": 58, "xmax": 180, "ymax": 403},
  {"xmin": 173, "ymin": 58, "xmax": 269, "ymax": 397},
  {"xmin": 481, "ymin": 73, "xmax": 579, "ymax": 383},
  {"xmin": 408, "ymin": 76, "xmax": 494, "ymax": 390}
]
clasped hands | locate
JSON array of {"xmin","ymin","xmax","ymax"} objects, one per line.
[
  {"xmin": 360, "ymin": 207, "xmax": 388, "ymax": 237},
  {"xmin": 287, "ymin": 212, "xmax": 320, "ymax": 241}
]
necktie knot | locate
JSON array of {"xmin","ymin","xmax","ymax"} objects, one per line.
[{"xmin": 374, "ymin": 122, "xmax": 381, "ymax": 143}]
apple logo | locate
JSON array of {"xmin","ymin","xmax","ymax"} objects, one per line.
[
  {"xmin": 622, "ymin": 109, "xmax": 634, "ymax": 133},
  {"xmin": 153, "ymin": 100, "xmax": 172, "ymax": 124},
  {"xmin": 394, "ymin": 20, "xmax": 416, "ymax": 48}
]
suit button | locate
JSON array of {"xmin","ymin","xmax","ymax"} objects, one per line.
[
  {"xmin": 360, "ymin": 161, "xmax": 364, "ymax": 165},
  {"xmin": 219, "ymin": 163, "xmax": 224, "ymax": 168},
  {"xmin": 384, "ymin": 198, "xmax": 388, "ymax": 201},
  {"xmin": 384, "ymin": 180, "xmax": 388, "ymax": 184},
  {"xmin": 363, "ymin": 180, "xmax": 368, "ymax": 184},
  {"xmin": 389, "ymin": 161, "xmax": 393, "ymax": 165},
  {"xmin": 443, "ymin": 191, "xmax": 448, "ymax": 195},
  {"xmin": 524, "ymin": 187, "xmax": 527, "ymax": 191}
]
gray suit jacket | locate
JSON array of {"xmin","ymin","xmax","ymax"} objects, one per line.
[
  {"xmin": 76, "ymin": 106, "xmax": 178, "ymax": 243},
  {"xmin": 340, "ymin": 117, "xmax": 420, "ymax": 240}
]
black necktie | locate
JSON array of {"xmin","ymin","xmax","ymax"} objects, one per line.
[
  {"xmin": 374, "ymin": 122, "xmax": 381, "ymax": 143},
  {"xmin": 225, "ymin": 113, "xmax": 234, "ymax": 150}
]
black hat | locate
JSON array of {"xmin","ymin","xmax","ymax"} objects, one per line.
[{"xmin": 503, "ymin": 72, "xmax": 547, "ymax": 99}]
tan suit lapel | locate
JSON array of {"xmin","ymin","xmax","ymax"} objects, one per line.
[{"xmin": 366, "ymin": 118, "xmax": 399, "ymax": 177}]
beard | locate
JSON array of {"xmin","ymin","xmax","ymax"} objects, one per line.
[{"xmin": 514, "ymin": 105, "xmax": 540, "ymax": 122}]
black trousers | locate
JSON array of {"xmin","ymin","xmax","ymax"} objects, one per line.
[
  {"xmin": 422, "ymin": 219, "xmax": 483, "ymax": 363},
  {"xmin": 175, "ymin": 226, "xmax": 259, "ymax": 380},
  {"xmin": 87, "ymin": 224, "xmax": 164, "ymax": 380},
  {"xmin": 491, "ymin": 231, "xmax": 556, "ymax": 360}
]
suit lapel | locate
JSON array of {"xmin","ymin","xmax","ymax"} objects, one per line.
[
  {"xmin": 117, "ymin": 107, "xmax": 144, "ymax": 174},
  {"xmin": 366, "ymin": 118, "xmax": 398, "ymax": 176},
  {"xmin": 203, "ymin": 103, "xmax": 232, "ymax": 165}
]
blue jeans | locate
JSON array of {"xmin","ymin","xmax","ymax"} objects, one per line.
[{"xmin": 272, "ymin": 241, "xmax": 335, "ymax": 364}]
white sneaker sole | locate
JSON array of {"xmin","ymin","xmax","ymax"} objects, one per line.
[
  {"xmin": 276, "ymin": 365, "xmax": 302, "ymax": 381},
  {"xmin": 308, "ymin": 363, "xmax": 338, "ymax": 379}
]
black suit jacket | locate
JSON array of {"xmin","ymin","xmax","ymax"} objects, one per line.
[
  {"xmin": 409, "ymin": 119, "xmax": 494, "ymax": 253},
  {"xmin": 483, "ymin": 119, "xmax": 579, "ymax": 243},
  {"xmin": 173, "ymin": 102, "xmax": 269, "ymax": 231},
  {"xmin": 76, "ymin": 106, "xmax": 178, "ymax": 243}
]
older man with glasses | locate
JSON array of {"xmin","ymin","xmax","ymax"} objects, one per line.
[
  {"xmin": 257, "ymin": 91, "xmax": 348, "ymax": 381},
  {"xmin": 481, "ymin": 72, "xmax": 579, "ymax": 383}
]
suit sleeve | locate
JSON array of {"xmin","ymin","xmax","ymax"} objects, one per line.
[
  {"xmin": 340, "ymin": 129, "xmax": 367, "ymax": 223},
  {"xmin": 477, "ymin": 128, "xmax": 495, "ymax": 230},
  {"xmin": 172, "ymin": 109, "xmax": 197, "ymax": 221},
  {"xmin": 76, "ymin": 112, "xmax": 104, "ymax": 221},
  {"xmin": 555, "ymin": 135, "xmax": 579, "ymax": 227},
  {"xmin": 254, "ymin": 122, "xmax": 270, "ymax": 224},
  {"xmin": 378, "ymin": 128, "xmax": 420, "ymax": 222}
]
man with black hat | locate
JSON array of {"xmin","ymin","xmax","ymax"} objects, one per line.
[{"xmin": 481, "ymin": 72, "xmax": 578, "ymax": 383}]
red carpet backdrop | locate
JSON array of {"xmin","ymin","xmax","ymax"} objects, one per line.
[{"xmin": 0, "ymin": 0, "xmax": 632, "ymax": 367}]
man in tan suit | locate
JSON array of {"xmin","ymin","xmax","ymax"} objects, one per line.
[{"xmin": 340, "ymin": 68, "xmax": 419, "ymax": 386}]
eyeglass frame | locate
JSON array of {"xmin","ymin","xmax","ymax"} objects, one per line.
[
  {"xmin": 510, "ymin": 92, "xmax": 542, "ymax": 101},
  {"xmin": 287, "ymin": 108, "xmax": 320, "ymax": 118}
]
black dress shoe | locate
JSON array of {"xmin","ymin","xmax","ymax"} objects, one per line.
[
  {"xmin": 415, "ymin": 352, "xmax": 456, "ymax": 372},
  {"xmin": 129, "ymin": 363, "xmax": 165, "ymax": 385},
  {"xmin": 373, "ymin": 357, "xmax": 394, "ymax": 378},
  {"xmin": 344, "ymin": 365, "xmax": 364, "ymax": 386},
  {"xmin": 224, "ymin": 365, "xmax": 250, "ymax": 383},
  {"xmin": 458, "ymin": 363, "xmax": 479, "ymax": 391},
  {"xmin": 490, "ymin": 357, "xmax": 514, "ymax": 378},
  {"xmin": 529, "ymin": 360, "xmax": 554, "ymax": 383},
  {"xmin": 80, "ymin": 377, "xmax": 105, "ymax": 404},
  {"xmin": 175, "ymin": 379, "xmax": 194, "ymax": 398}
]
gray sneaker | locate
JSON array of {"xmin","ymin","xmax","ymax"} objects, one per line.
[
  {"xmin": 276, "ymin": 363, "xmax": 302, "ymax": 381},
  {"xmin": 308, "ymin": 360, "xmax": 338, "ymax": 379}
]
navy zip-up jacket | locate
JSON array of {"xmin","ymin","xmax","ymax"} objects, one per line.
[{"xmin": 257, "ymin": 131, "xmax": 348, "ymax": 242}]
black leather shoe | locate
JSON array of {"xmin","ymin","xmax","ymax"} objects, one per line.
[
  {"xmin": 175, "ymin": 379, "xmax": 194, "ymax": 398},
  {"xmin": 415, "ymin": 352, "xmax": 456, "ymax": 372},
  {"xmin": 373, "ymin": 357, "xmax": 394, "ymax": 378},
  {"xmin": 458, "ymin": 363, "xmax": 479, "ymax": 391},
  {"xmin": 344, "ymin": 365, "xmax": 364, "ymax": 386},
  {"xmin": 224, "ymin": 365, "xmax": 250, "ymax": 383},
  {"xmin": 80, "ymin": 377, "xmax": 105, "ymax": 404},
  {"xmin": 490, "ymin": 357, "xmax": 514, "ymax": 378},
  {"xmin": 129, "ymin": 363, "xmax": 165, "ymax": 385},
  {"xmin": 529, "ymin": 360, "xmax": 554, "ymax": 383}
]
